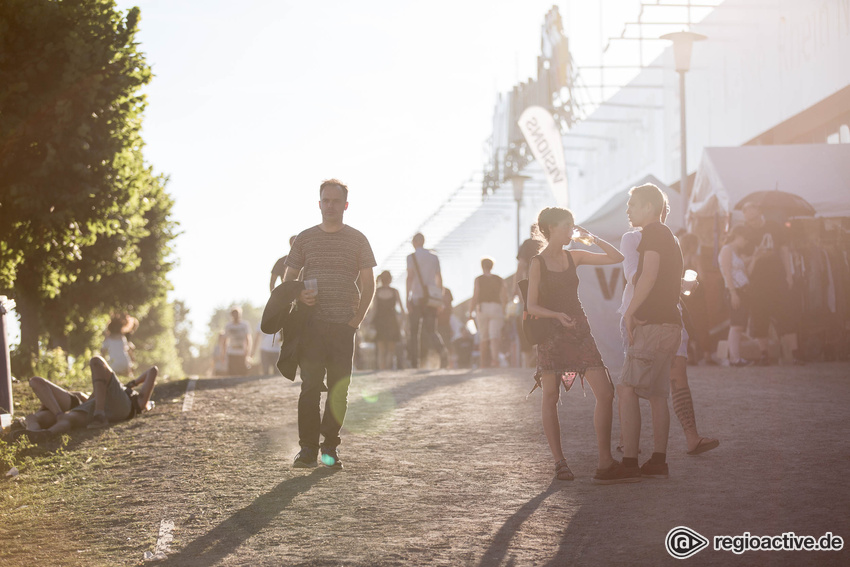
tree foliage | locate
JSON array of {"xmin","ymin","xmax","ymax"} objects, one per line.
[{"xmin": 0, "ymin": 0, "xmax": 179, "ymax": 376}]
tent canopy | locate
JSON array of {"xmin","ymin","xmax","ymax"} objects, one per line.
[{"xmin": 687, "ymin": 144, "xmax": 850, "ymax": 223}]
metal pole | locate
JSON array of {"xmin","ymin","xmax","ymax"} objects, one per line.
[
  {"xmin": 0, "ymin": 297, "xmax": 14, "ymax": 415},
  {"xmin": 515, "ymin": 198, "xmax": 522, "ymax": 368},
  {"xmin": 679, "ymin": 69, "xmax": 688, "ymax": 228},
  {"xmin": 516, "ymin": 199, "xmax": 521, "ymax": 255}
]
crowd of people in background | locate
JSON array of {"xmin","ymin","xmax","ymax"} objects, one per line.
[{"xmin": 227, "ymin": 192, "xmax": 810, "ymax": 376}]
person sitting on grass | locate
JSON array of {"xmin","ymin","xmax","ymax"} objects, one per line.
[{"xmin": 14, "ymin": 356, "xmax": 158, "ymax": 443}]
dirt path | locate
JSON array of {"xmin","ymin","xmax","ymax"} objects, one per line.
[{"xmin": 3, "ymin": 363, "xmax": 850, "ymax": 566}]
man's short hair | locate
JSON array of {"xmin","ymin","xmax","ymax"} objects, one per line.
[
  {"xmin": 320, "ymin": 179, "xmax": 348, "ymax": 201},
  {"xmin": 412, "ymin": 233, "xmax": 425, "ymax": 247},
  {"xmin": 629, "ymin": 183, "xmax": 667, "ymax": 217},
  {"xmin": 481, "ymin": 257, "xmax": 494, "ymax": 271}
]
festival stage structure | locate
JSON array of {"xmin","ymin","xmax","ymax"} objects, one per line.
[{"xmin": 381, "ymin": 0, "xmax": 850, "ymax": 332}]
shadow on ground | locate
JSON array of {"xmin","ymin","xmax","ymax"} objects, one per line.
[
  {"xmin": 477, "ymin": 480, "xmax": 561, "ymax": 567},
  {"xmin": 158, "ymin": 467, "xmax": 338, "ymax": 567}
]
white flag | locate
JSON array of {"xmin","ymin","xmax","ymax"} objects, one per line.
[{"xmin": 518, "ymin": 106, "xmax": 568, "ymax": 206}]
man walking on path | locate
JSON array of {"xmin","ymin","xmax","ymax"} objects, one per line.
[
  {"xmin": 406, "ymin": 233, "xmax": 449, "ymax": 369},
  {"xmin": 223, "ymin": 307, "xmax": 252, "ymax": 376},
  {"xmin": 611, "ymin": 184, "xmax": 684, "ymax": 483},
  {"xmin": 284, "ymin": 179, "xmax": 376, "ymax": 469}
]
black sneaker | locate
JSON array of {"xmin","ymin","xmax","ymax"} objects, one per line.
[
  {"xmin": 293, "ymin": 448, "xmax": 318, "ymax": 468},
  {"xmin": 320, "ymin": 446, "xmax": 343, "ymax": 469},
  {"xmin": 592, "ymin": 460, "xmax": 641, "ymax": 485},
  {"xmin": 9, "ymin": 417, "xmax": 26, "ymax": 432},
  {"xmin": 640, "ymin": 460, "xmax": 669, "ymax": 479}
]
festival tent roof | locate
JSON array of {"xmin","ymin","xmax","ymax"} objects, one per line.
[{"xmin": 687, "ymin": 144, "xmax": 850, "ymax": 222}]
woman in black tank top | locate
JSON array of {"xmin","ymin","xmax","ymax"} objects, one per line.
[{"xmin": 526, "ymin": 207, "xmax": 624, "ymax": 482}]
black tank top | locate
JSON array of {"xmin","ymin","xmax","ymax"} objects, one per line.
[
  {"xmin": 374, "ymin": 288, "xmax": 397, "ymax": 319},
  {"xmin": 535, "ymin": 252, "xmax": 583, "ymax": 316},
  {"xmin": 476, "ymin": 274, "xmax": 503, "ymax": 303}
]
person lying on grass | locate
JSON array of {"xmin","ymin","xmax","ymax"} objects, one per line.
[{"xmin": 13, "ymin": 356, "xmax": 158, "ymax": 443}]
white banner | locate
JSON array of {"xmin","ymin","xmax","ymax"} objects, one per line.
[{"xmin": 518, "ymin": 106, "xmax": 568, "ymax": 206}]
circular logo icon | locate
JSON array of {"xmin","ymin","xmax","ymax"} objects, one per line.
[{"xmin": 666, "ymin": 526, "xmax": 709, "ymax": 559}]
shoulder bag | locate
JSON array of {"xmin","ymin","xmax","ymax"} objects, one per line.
[{"xmin": 516, "ymin": 259, "xmax": 557, "ymax": 345}]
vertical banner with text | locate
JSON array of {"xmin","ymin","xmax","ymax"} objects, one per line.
[{"xmin": 518, "ymin": 106, "xmax": 568, "ymax": 207}]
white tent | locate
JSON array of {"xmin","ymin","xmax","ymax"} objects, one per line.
[
  {"xmin": 575, "ymin": 175, "xmax": 680, "ymax": 376},
  {"xmin": 687, "ymin": 144, "xmax": 850, "ymax": 224}
]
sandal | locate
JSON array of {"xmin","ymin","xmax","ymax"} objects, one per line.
[
  {"xmin": 555, "ymin": 459, "xmax": 574, "ymax": 481},
  {"xmin": 687, "ymin": 437, "xmax": 719, "ymax": 455}
]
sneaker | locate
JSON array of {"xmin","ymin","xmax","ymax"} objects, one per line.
[
  {"xmin": 729, "ymin": 359, "xmax": 753, "ymax": 367},
  {"xmin": 320, "ymin": 446, "xmax": 343, "ymax": 469},
  {"xmin": 9, "ymin": 417, "xmax": 27, "ymax": 432},
  {"xmin": 87, "ymin": 413, "xmax": 109, "ymax": 429},
  {"xmin": 640, "ymin": 460, "xmax": 669, "ymax": 479},
  {"xmin": 592, "ymin": 460, "xmax": 641, "ymax": 485},
  {"xmin": 293, "ymin": 448, "xmax": 318, "ymax": 468}
]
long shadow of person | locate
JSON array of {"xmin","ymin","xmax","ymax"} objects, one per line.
[
  {"xmin": 158, "ymin": 467, "xmax": 335, "ymax": 566},
  {"xmin": 476, "ymin": 479, "xmax": 561, "ymax": 567}
]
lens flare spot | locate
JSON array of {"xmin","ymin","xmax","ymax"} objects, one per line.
[{"xmin": 321, "ymin": 453, "xmax": 337, "ymax": 467}]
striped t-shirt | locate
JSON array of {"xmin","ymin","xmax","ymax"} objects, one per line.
[{"xmin": 285, "ymin": 225, "xmax": 377, "ymax": 323}]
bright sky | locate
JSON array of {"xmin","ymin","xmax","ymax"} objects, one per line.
[{"xmin": 100, "ymin": 0, "xmax": 649, "ymax": 344}]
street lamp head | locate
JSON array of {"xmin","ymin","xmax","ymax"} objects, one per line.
[
  {"xmin": 661, "ymin": 31, "xmax": 707, "ymax": 73},
  {"xmin": 508, "ymin": 174, "xmax": 531, "ymax": 202}
]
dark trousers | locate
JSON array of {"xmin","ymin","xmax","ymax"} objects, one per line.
[
  {"xmin": 408, "ymin": 302, "xmax": 448, "ymax": 368},
  {"xmin": 298, "ymin": 319, "xmax": 357, "ymax": 450}
]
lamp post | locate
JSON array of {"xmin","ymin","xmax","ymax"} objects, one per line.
[
  {"xmin": 509, "ymin": 175, "xmax": 531, "ymax": 254},
  {"xmin": 661, "ymin": 31, "xmax": 706, "ymax": 228}
]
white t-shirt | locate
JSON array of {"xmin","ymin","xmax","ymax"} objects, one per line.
[
  {"xmin": 102, "ymin": 335, "xmax": 131, "ymax": 374},
  {"xmin": 224, "ymin": 321, "xmax": 252, "ymax": 355},
  {"xmin": 257, "ymin": 323, "xmax": 281, "ymax": 353},
  {"xmin": 618, "ymin": 229, "xmax": 642, "ymax": 315},
  {"xmin": 407, "ymin": 248, "xmax": 441, "ymax": 300}
]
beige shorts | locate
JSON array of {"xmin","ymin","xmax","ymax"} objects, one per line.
[
  {"xmin": 476, "ymin": 302, "xmax": 505, "ymax": 341},
  {"xmin": 619, "ymin": 323, "xmax": 682, "ymax": 399}
]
